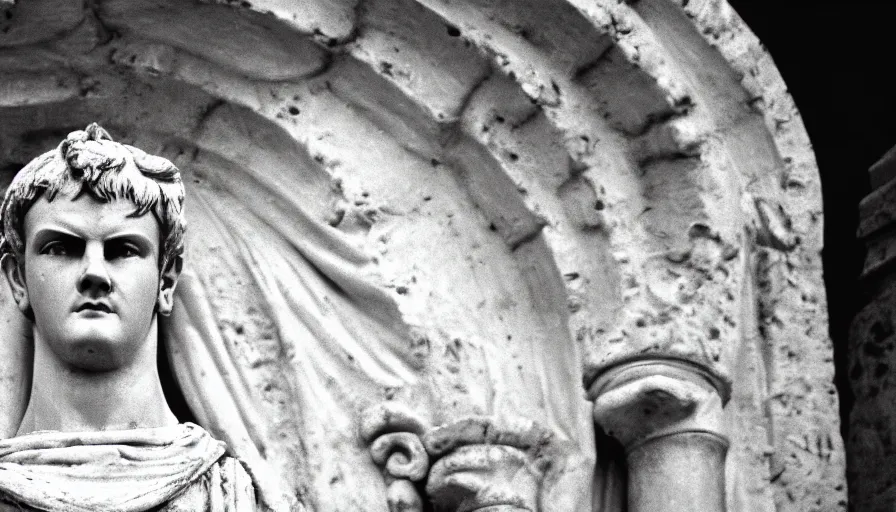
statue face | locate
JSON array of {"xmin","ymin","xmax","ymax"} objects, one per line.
[{"xmin": 8, "ymin": 194, "xmax": 166, "ymax": 371}]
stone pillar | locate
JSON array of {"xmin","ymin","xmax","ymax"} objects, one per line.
[
  {"xmin": 589, "ymin": 359, "xmax": 727, "ymax": 512},
  {"xmin": 850, "ymin": 144, "xmax": 896, "ymax": 510}
]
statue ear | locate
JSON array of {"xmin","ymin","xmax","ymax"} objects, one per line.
[
  {"xmin": 157, "ymin": 255, "xmax": 183, "ymax": 316},
  {"xmin": 1, "ymin": 254, "xmax": 30, "ymax": 316}
]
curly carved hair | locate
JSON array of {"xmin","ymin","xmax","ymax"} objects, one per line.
[{"xmin": 0, "ymin": 123, "xmax": 186, "ymax": 273}]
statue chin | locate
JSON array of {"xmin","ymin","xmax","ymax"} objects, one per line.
[
  {"xmin": 35, "ymin": 311, "xmax": 157, "ymax": 373},
  {"xmin": 54, "ymin": 342, "xmax": 119, "ymax": 373},
  {"xmin": 40, "ymin": 327, "xmax": 144, "ymax": 372}
]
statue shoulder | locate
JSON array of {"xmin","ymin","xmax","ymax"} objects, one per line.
[
  {"xmin": 0, "ymin": 425, "xmax": 255, "ymax": 512},
  {"xmin": 164, "ymin": 455, "xmax": 258, "ymax": 511}
]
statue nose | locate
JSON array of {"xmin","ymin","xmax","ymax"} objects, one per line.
[{"xmin": 78, "ymin": 246, "xmax": 112, "ymax": 294}]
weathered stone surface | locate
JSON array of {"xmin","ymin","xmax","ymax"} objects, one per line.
[
  {"xmin": 100, "ymin": 0, "xmax": 329, "ymax": 81},
  {"xmin": 0, "ymin": 1, "xmax": 843, "ymax": 511},
  {"xmin": 850, "ymin": 144, "xmax": 896, "ymax": 511},
  {"xmin": 0, "ymin": 0, "xmax": 83, "ymax": 48}
]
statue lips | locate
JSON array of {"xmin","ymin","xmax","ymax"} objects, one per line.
[{"xmin": 73, "ymin": 301, "xmax": 114, "ymax": 317}]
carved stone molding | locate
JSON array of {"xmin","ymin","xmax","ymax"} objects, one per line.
[
  {"xmin": 361, "ymin": 411, "xmax": 561, "ymax": 512},
  {"xmin": 426, "ymin": 445, "xmax": 539, "ymax": 512},
  {"xmin": 422, "ymin": 417, "xmax": 554, "ymax": 512},
  {"xmin": 589, "ymin": 359, "xmax": 728, "ymax": 512}
]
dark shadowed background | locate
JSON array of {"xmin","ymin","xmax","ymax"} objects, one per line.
[{"xmin": 727, "ymin": 0, "xmax": 896, "ymax": 439}]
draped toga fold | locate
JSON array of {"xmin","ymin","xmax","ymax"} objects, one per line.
[{"xmin": 0, "ymin": 423, "xmax": 256, "ymax": 511}]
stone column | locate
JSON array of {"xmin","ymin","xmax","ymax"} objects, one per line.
[{"xmin": 589, "ymin": 359, "xmax": 728, "ymax": 512}]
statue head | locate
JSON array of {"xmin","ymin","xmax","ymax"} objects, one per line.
[{"xmin": 0, "ymin": 123, "xmax": 186, "ymax": 371}]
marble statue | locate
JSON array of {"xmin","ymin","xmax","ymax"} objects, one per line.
[
  {"xmin": 0, "ymin": 1, "xmax": 846, "ymax": 511},
  {"xmin": 0, "ymin": 124, "xmax": 256, "ymax": 511}
]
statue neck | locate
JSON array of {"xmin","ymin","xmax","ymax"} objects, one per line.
[{"xmin": 16, "ymin": 318, "xmax": 178, "ymax": 435}]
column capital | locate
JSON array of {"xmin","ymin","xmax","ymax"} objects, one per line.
[
  {"xmin": 588, "ymin": 358, "xmax": 729, "ymax": 512},
  {"xmin": 588, "ymin": 358, "xmax": 727, "ymax": 451}
]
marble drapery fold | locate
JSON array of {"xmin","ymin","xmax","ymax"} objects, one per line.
[
  {"xmin": 0, "ymin": 423, "xmax": 254, "ymax": 511},
  {"xmin": 157, "ymin": 144, "xmax": 596, "ymax": 510}
]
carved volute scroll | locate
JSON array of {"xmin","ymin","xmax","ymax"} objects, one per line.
[
  {"xmin": 360, "ymin": 403, "xmax": 431, "ymax": 512},
  {"xmin": 360, "ymin": 410, "xmax": 565, "ymax": 512},
  {"xmin": 0, "ymin": 0, "xmax": 844, "ymax": 511}
]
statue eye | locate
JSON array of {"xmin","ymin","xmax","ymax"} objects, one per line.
[
  {"xmin": 105, "ymin": 240, "xmax": 142, "ymax": 260},
  {"xmin": 43, "ymin": 242, "xmax": 67, "ymax": 256},
  {"xmin": 40, "ymin": 239, "xmax": 80, "ymax": 257}
]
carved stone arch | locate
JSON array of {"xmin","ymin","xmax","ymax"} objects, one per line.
[{"xmin": 0, "ymin": 1, "xmax": 844, "ymax": 511}]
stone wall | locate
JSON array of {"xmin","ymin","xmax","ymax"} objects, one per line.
[{"xmin": 0, "ymin": 0, "xmax": 844, "ymax": 510}]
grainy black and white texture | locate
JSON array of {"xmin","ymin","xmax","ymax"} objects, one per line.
[{"xmin": 0, "ymin": 1, "xmax": 846, "ymax": 511}]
